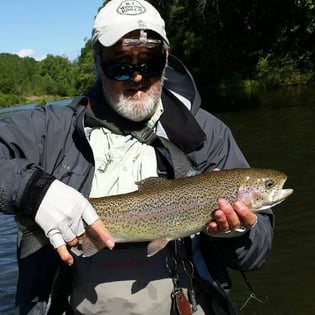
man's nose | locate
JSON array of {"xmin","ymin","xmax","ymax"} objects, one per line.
[{"xmin": 130, "ymin": 71, "xmax": 143, "ymax": 82}]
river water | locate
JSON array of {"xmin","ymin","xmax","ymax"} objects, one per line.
[{"xmin": 0, "ymin": 88, "xmax": 314, "ymax": 314}]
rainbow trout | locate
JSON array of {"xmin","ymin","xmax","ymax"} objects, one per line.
[{"xmin": 82, "ymin": 168, "xmax": 293, "ymax": 257}]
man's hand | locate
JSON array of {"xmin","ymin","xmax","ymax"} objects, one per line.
[
  {"xmin": 35, "ymin": 180, "xmax": 115, "ymax": 265},
  {"xmin": 56, "ymin": 219, "xmax": 114, "ymax": 265},
  {"xmin": 207, "ymin": 198, "xmax": 258, "ymax": 235}
]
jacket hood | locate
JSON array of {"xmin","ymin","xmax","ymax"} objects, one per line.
[{"xmin": 164, "ymin": 54, "xmax": 202, "ymax": 116}]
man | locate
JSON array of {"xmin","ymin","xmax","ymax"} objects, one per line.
[{"xmin": 0, "ymin": 0, "xmax": 273, "ymax": 314}]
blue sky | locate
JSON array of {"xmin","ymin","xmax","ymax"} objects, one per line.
[{"xmin": 0, "ymin": 0, "xmax": 104, "ymax": 61}]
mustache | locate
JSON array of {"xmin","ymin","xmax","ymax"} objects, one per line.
[
  {"xmin": 124, "ymin": 74, "xmax": 166, "ymax": 90},
  {"xmin": 124, "ymin": 80, "xmax": 146, "ymax": 90}
]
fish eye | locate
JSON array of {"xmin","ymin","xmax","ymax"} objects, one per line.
[{"xmin": 265, "ymin": 179, "xmax": 275, "ymax": 189}]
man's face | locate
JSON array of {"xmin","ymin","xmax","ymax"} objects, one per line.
[{"xmin": 96, "ymin": 32, "xmax": 167, "ymax": 122}]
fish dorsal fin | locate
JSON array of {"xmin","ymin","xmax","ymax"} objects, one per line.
[{"xmin": 136, "ymin": 177, "xmax": 168, "ymax": 191}]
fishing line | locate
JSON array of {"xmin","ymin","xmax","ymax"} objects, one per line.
[{"xmin": 239, "ymin": 271, "xmax": 269, "ymax": 310}]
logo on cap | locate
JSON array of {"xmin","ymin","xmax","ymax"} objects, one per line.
[{"xmin": 117, "ymin": 1, "xmax": 146, "ymax": 15}]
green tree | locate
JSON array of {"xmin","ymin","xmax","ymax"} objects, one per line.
[
  {"xmin": 74, "ymin": 39, "xmax": 96, "ymax": 95},
  {"xmin": 39, "ymin": 54, "xmax": 76, "ymax": 96},
  {"xmin": 148, "ymin": 0, "xmax": 315, "ymax": 90},
  {"xmin": 0, "ymin": 53, "xmax": 40, "ymax": 96}
]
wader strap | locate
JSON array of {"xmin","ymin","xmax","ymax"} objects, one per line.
[
  {"xmin": 152, "ymin": 135, "xmax": 201, "ymax": 180},
  {"xmin": 157, "ymin": 137, "xmax": 196, "ymax": 179},
  {"xmin": 191, "ymin": 236, "xmax": 238, "ymax": 315}
]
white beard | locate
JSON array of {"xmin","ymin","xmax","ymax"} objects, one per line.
[{"xmin": 108, "ymin": 86, "xmax": 161, "ymax": 122}]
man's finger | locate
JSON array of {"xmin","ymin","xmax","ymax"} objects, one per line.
[
  {"xmin": 206, "ymin": 221, "xmax": 219, "ymax": 234},
  {"xmin": 234, "ymin": 201, "xmax": 258, "ymax": 226},
  {"xmin": 56, "ymin": 244, "xmax": 74, "ymax": 265},
  {"xmin": 217, "ymin": 198, "xmax": 240, "ymax": 229},
  {"xmin": 89, "ymin": 219, "xmax": 115, "ymax": 249},
  {"xmin": 67, "ymin": 238, "xmax": 79, "ymax": 247},
  {"xmin": 48, "ymin": 229, "xmax": 66, "ymax": 249},
  {"xmin": 81, "ymin": 203, "xmax": 100, "ymax": 225},
  {"xmin": 212, "ymin": 209, "xmax": 230, "ymax": 232},
  {"xmin": 75, "ymin": 219, "xmax": 85, "ymax": 237}
]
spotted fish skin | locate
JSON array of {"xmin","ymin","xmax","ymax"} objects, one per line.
[{"xmin": 83, "ymin": 168, "xmax": 293, "ymax": 257}]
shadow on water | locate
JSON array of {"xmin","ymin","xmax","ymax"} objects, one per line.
[{"xmin": 0, "ymin": 89, "xmax": 314, "ymax": 314}]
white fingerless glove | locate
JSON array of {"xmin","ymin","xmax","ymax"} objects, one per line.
[{"xmin": 35, "ymin": 179, "xmax": 99, "ymax": 249}]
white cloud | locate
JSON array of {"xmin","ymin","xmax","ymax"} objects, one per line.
[
  {"xmin": 15, "ymin": 48, "xmax": 36, "ymax": 58},
  {"xmin": 13, "ymin": 48, "xmax": 77, "ymax": 61},
  {"xmin": 14, "ymin": 49, "xmax": 48, "ymax": 61},
  {"xmin": 34, "ymin": 54, "xmax": 47, "ymax": 61}
]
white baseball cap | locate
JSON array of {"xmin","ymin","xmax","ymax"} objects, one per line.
[{"xmin": 91, "ymin": 0, "xmax": 169, "ymax": 47}]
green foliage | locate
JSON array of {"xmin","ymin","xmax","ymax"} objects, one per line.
[
  {"xmin": 39, "ymin": 55, "xmax": 76, "ymax": 96},
  {"xmin": 0, "ymin": 54, "xmax": 36, "ymax": 95},
  {"xmin": 148, "ymin": 0, "xmax": 315, "ymax": 93},
  {"xmin": 74, "ymin": 39, "xmax": 96, "ymax": 95},
  {"xmin": 0, "ymin": 93, "xmax": 24, "ymax": 108},
  {"xmin": 0, "ymin": 53, "xmax": 79, "ymax": 106},
  {"xmin": 256, "ymin": 53, "xmax": 314, "ymax": 87}
]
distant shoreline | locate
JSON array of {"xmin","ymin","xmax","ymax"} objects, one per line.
[{"xmin": 0, "ymin": 94, "xmax": 72, "ymax": 109}]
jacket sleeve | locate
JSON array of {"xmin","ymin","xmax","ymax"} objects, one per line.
[
  {"xmin": 191, "ymin": 108, "xmax": 274, "ymax": 271},
  {"xmin": 0, "ymin": 106, "xmax": 68, "ymax": 216},
  {"xmin": 200, "ymin": 210, "xmax": 274, "ymax": 271}
]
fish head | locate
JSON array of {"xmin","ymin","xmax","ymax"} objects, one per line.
[{"xmin": 236, "ymin": 168, "xmax": 294, "ymax": 212}]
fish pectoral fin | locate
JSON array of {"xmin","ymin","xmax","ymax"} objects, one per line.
[
  {"xmin": 81, "ymin": 229, "xmax": 106, "ymax": 257},
  {"xmin": 147, "ymin": 239, "xmax": 170, "ymax": 257}
]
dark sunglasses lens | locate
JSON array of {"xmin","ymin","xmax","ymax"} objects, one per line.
[
  {"xmin": 140, "ymin": 57, "xmax": 165, "ymax": 78},
  {"xmin": 101, "ymin": 55, "xmax": 166, "ymax": 81},
  {"xmin": 105, "ymin": 64, "xmax": 132, "ymax": 81}
]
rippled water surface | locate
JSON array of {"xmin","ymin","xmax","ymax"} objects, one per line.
[{"xmin": 0, "ymin": 214, "xmax": 17, "ymax": 314}]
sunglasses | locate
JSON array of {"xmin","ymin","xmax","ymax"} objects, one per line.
[{"xmin": 99, "ymin": 54, "xmax": 166, "ymax": 81}]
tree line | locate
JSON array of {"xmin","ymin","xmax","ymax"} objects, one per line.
[
  {"xmin": 1, "ymin": 0, "xmax": 315, "ymax": 107},
  {"xmin": 151, "ymin": 0, "xmax": 315, "ymax": 93},
  {"xmin": 0, "ymin": 53, "xmax": 88, "ymax": 107}
]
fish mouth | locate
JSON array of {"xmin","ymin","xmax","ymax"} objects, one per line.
[
  {"xmin": 279, "ymin": 188, "xmax": 294, "ymax": 199},
  {"xmin": 257, "ymin": 188, "xmax": 294, "ymax": 211},
  {"xmin": 272, "ymin": 188, "xmax": 294, "ymax": 206}
]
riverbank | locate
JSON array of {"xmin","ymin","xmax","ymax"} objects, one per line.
[{"xmin": 0, "ymin": 94, "xmax": 71, "ymax": 108}]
